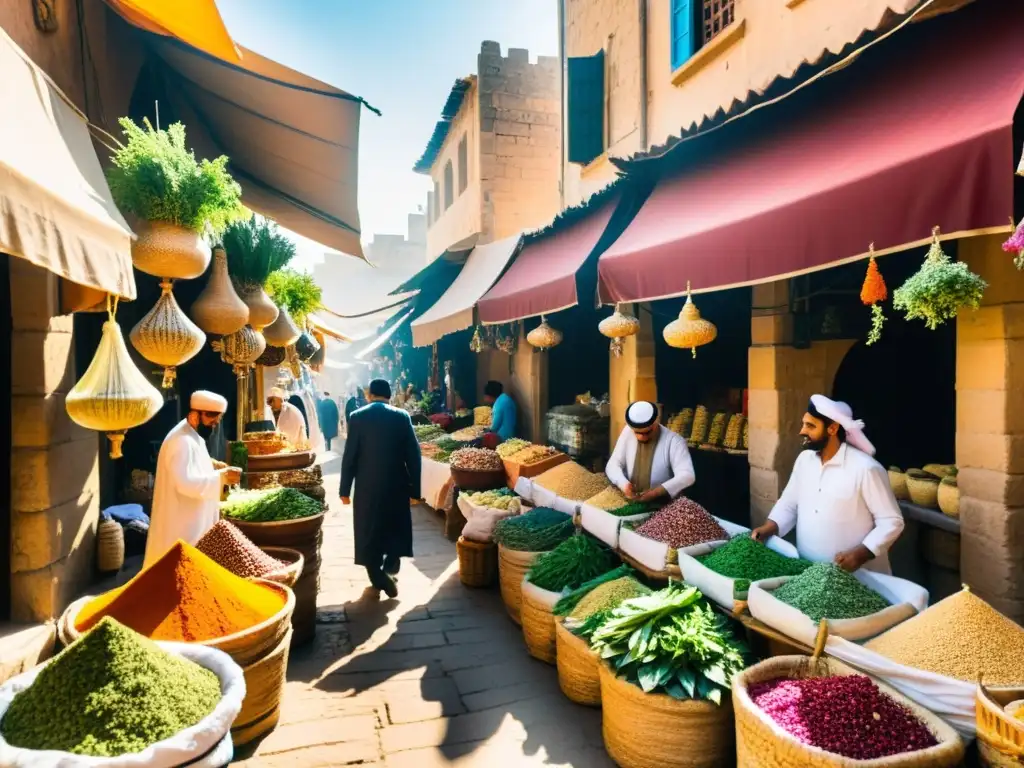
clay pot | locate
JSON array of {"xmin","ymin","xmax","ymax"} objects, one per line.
[
  {"xmin": 239, "ymin": 285, "xmax": 280, "ymax": 331},
  {"xmin": 131, "ymin": 220, "xmax": 211, "ymax": 280},
  {"xmin": 191, "ymin": 247, "xmax": 249, "ymax": 336}
]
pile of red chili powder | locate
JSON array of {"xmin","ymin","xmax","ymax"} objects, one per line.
[{"xmin": 748, "ymin": 674, "xmax": 938, "ymax": 760}]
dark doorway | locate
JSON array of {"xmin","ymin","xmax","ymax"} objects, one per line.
[{"xmin": 0, "ymin": 254, "xmax": 11, "ymax": 619}]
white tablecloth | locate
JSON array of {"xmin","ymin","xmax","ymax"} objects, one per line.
[{"xmin": 421, "ymin": 458, "xmax": 453, "ymax": 509}]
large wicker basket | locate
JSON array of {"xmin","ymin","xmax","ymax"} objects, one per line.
[
  {"xmin": 906, "ymin": 473, "xmax": 940, "ymax": 509},
  {"xmin": 598, "ymin": 662, "xmax": 733, "ymax": 768},
  {"xmin": 498, "ymin": 545, "xmax": 541, "ymax": 625},
  {"xmin": 977, "ymin": 681, "xmax": 1024, "ymax": 767},
  {"xmin": 520, "ymin": 579, "xmax": 559, "ymax": 665},
  {"xmin": 456, "ymin": 536, "xmax": 497, "ymax": 588},
  {"xmin": 733, "ymin": 655, "xmax": 965, "ymax": 767},
  {"xmin": 97, "ymin": 519, "xmax": 125, "ymax": 574},
  {"xmin": 555, "ymin": 620, "xmax": 600, "ymax": 706},
  {"xmin": 259, "ymin": 546, "xmax": 304, "ymax": 588},
  {"xmin": 231, "ymin": 626, "xmax": 293, "ymax": 747}
]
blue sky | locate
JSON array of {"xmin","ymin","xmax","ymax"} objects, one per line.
[{"xmin": 215, "ymin": 0, "xmax": 559, "ymax": 269}]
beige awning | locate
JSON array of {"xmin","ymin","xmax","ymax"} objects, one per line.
[
  {"xmin": 0, "ymin": 28, "xmax": 135, "ymax": 300},
  {"xmin": 307, "ymin": 312, "xmax": 354, "ymax": 343}
]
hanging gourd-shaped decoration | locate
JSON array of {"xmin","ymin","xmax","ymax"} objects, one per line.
[
  {"xmin": 294, "ymin": 330, "xmax": 320, "ymax": 362},
  {"xmin": 264, "ymin": 305, "xmax": 301, "ymax": 347},
  {"xmin": 255, "ymin": 345, "xmax": 287, "ymax": 367},
  {"xmin": 470, "ymin": 325, "xmax": 484, "ymax": 353},
  {"xmin": 599, "ymin": 303, "xmax": 641, "ymax": 358},
  {"xmin": 1017, "ymin": 142, "xmax": 1024, "ymax": 176},
  {"xmin": 67, "ymin": 297, "xmax": 164, "ymax": 459},
  {"xmin": 131, "ymin": 220, "xmax": 212, "ymax": 280},
  {"xmin": 130, "ymin": 280, "xmax": 206, "ymax": 388},
  {"xmin": 213, "ymin": 325, "xmax": 266, "ymax": 369},
  {"xmin": 237, "ymin": 285, "xmax": 279, "ymax": 331},
  {"xmin": 663, "ymin": 282, "xmax": 717, "ymax": 358},
  {"xmin": 526, "ymin": 315, "xmax": 563, "ymax": 350},
  {"xmin": 309, "ymin": 330, "xmax": 326, "ymax": 371},
  {"xmin": 190, "ymin": 247, "xmax": 249, "ymax": 336}
]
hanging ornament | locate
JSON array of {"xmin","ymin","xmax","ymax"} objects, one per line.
[
  {"xmin": 860, "ymin": 244, "xmax": 888, "ymax": 346},
  {"xmin": 213, "ymin": 325, "xmax": 266, "ymax": 369},
  {"xmin": 526, "ymin": 315, "xmax": 562, "ymax": 350},
  {"xmin": 496, "ymin": 324, "xmax": 518, "ymax": 355},
  {"xmin": 286, "ymin": 344, "xmax": 302, "ymax": 377},
  {"xmin": 294, "ymin": 330, "xmax": 321, "ymax": 362},
  {"xmin": 236, "ymin": 284, "xmax": 280, "ymax": 331},
  {"xmin": 130, "ymin": 280, "xmax": 206, "ymax": 388},
  {"xmin": 309, "ymin": 330, "xmax": 326, "ymax": 371},
  {"xmin": 263, "ymin": 305, "xmax": 301, "ymax": 347},
  {"xmin": 599, "ymin": 303, "xmax": 641, "ymax": 358},
  {"xmin": 130, "ymin": 220, "xmax": 212, "ymax": 280},
  {"xmin": 255, "ymin": 345, "xmax": 286, "ymax": 367},
  {"xmin": 663, "ymin": 282, "xmax": 717, "ymax": 358},
  {"xmin": 66, "ymin": 297, "xmax": 164, "ymax": 459},
  {"xmin": 190, "ymin": 247, "xmax": 249, "ymax": 336},
  {"xmin": 1002, "ymin": 217, "xmax": 1024, "ymax": 270},
  {"xmin": 470, "ymin": 325, "xmax": 484, "ymax": 353}
]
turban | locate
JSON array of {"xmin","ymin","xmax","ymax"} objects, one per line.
[
  {"xmin": 809, "ymin": 394, "xmax": 875, "ymax": 457},
  {"xmin": 268, "ymin": 387, "xmax": 286, "ymax": 399},
  {"xmin": 626, "ymin": 401, "xmax": 658, "ymax": 429},
  {"xmin": 190, "ymin": 390, "xmax": 227, "ymax": 414}
]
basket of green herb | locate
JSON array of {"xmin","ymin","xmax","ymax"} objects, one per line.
[
  {"xmin": 592, "ymin": 585, "xmax": 748, "ymax": 768},
  {"xmin": 221, "ymin": 488, "xmax": 322, "ymax": 523},
  {"xmin": 493, "ymin": 508, "xmax": 573, "ymax": 624}
]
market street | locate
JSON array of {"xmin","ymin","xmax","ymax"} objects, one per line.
[{"xmin": 235, "ymin": 456, "xmax": 613, "ymax": 767}]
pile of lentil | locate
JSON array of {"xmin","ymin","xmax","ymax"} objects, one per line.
[
  {"xmin": 585, "ymin": 486, "xmax": 629, "ymax": 511},
  {"xmin": 449, "ymin": 447, "xmax": 503, "ymax": 472},
  {"xmin": 773, "ymin": 563, "xmax": 890, "ymax": 622},
  {"xmin": 496, "ymin": 438, "xmax": 531, "ymax": 458},
  {"xmin": 749, "ymin": 674, "xmax": 937, "ymax": 760},
  {"xmin": 0, "ymin": 617, "xmax": 222, "ymax": 757},
  {"xmin": 221, "ymin": 487, "xmax": 322, "ymax": 522},
  {"xmin": 195, "ymin": 520, "xmax": 285, "ymax": 579},
  {"xmin": 527, "ymin": 534, "xmax": 619, "ymax": 592},
  {"xmin": 696, "ymin": 534, "xmax": 814, "ymax": 593},
  {"xmin": 75, "ymin": 541, "xmax": 285, "ymax": 642},
  {"xmin": 865, "ymin": 588, "xmax": 1024, "ymax": 684},
  {"xmin": 533, "ymin": 462, "xmax": 609, "ymax": 501},
  {"xmin": 633, "ymin": 497, "xmax": 726, "ymax": 548},
  {"xmin": 491, "ymin": 507, "xmax": 574, "ymax": 552}
]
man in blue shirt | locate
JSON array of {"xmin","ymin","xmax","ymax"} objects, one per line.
[{"xmin": 483, "ymin": 381, "xmax": 517, "ymax": 442}]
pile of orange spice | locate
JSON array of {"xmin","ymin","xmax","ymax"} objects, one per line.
[{"xmin": 75, "ymin": 541, "xmax": 284, "ymax": 642}]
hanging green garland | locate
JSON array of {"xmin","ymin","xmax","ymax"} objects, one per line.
[{"xmin": 892, "ymin": 227, "xmax": 986, "ymax": 330}]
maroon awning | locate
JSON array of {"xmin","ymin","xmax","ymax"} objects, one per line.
[
  {"xmin": 598, "ymin": 1, "xmax": 1024, "ymax": 304},
  {"xmin": 478, "ymin": 197, "xmax": 617, "ymax": 324}
]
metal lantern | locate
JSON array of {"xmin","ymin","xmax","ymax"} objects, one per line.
[
  {"xmin": 663, "ymin": 282, "xmax": 717, "ymax": 358},
  {"xmin": 294, "ymin": 330, "xmax": 320, "ymax": 362},
  {"xmin": 130, "ymin": 280, "xmax": 206, "ymax": 388},
  {"xmin": 599, "ymin": 303, "xmax": 641, "ymax": 358},
  {"xmin": 526, "ymin": 315, "xmax": 562, "ymax": 350}
]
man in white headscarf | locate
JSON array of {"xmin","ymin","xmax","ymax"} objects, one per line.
[
  {"xmin": 266, "ymin": 386, "xmax": 308, "ymax": 449},
  {"xmin": 751, "ymin": 395, "xmax": 905, "ymax": 573},
  {"xmin": 606, "ymin": 401, "xmax": 696, "ymax": 503},
  {"xmin": 144, "ymin": 391, "xmax": 242, "ymax": 567}
]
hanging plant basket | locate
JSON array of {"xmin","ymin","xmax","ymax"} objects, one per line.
[
  {"xmin": 236, "ymin": 284, "xmax": 279, "ymax": 331},
  {"xmin": 67, "ymin": 298, "xmax": 164, "ymax": 459},
  {"xmin": 892, "ymin": 227, "xmax": 987, "ymax": 330},
  {"xmin": 663, "ymin": 282, "xmax": 717, "ymax": 358},
  {"xmin": 130, "ymin": 280, "xmax": 206, "ymax": 388},
  {"xmin": 131, "ymin": 220, "xmax": 212, "ymax": 280},
  {"xmin": 190, "ymin": 246, "xmax": 249, "ymax": 336},
  {"xmin": 255, "ymin": 345, "xmax": 287, "ymax": 367},
  {"xmin": 264, "ymin": 305, "xmax": 301, "ymax": 347},
  {"xmin": 294, "ymin": 331, "xmax": 320, "ymax": 362},
  {"xmin": 527, "ymin": 316, "xmax": 562, "ymax": 350}
]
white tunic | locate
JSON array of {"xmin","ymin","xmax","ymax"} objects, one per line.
[
  {"xmin": 768, "ymin": 443, "xmax": 905, "ymax": 574},
  {"xmin": 271, "ymin": 401, "xmax": 308, "ymax": 449},
  {"xmin": 605, "ymin": 426, "xmax": 696, "ymax": 499},
  {"xmin": 143, "ymin": 420, "xmax": 224, "ymax": 567}
]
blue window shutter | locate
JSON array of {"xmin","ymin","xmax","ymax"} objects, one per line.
[
  {"xmin": 567, "ymin": 50, "xmax": 605, "ymax": 166},
  {"xmin": 671, "ymin": 0, "xmax": 695, "ymax": 70}
]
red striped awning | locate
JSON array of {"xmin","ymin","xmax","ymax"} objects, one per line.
[{"xmin": 598, "ymin": 0, "xmax": 1024, "ymax": 304}]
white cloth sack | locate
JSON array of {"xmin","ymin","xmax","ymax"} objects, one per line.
[
  {"xmin": 521, "ymin": 577, "xmax": 562, "ymax": 609},
  {"xmin": 458, "ymin": 495, "xmax": 521, "ymax": 543},
  {"xmin": 579, "ymin": 503, "xmax": 652, "ymax": 549},
  {"xmin": 550, "ymin": 494, "xmax": 579, "ymax": 517},
  {"xmin": 619, "ymin": 526, "xmax": 670, "ymax": 571},
  {"xmin": 420, "ymin": 458, "xmax": 453, "ymax": 509},
  {"xmin": 0, "ymin": 642, "xmax": 245, "ymax": 767},
  {"xmin": 513, "ymin": 476, "xmax": 534, "ymax": 504},
  {"xmin": 186, "ymin": 732, "xmax": 233, "ymax": 768},
  {"xmin": 530, "ymin": 484, "xmax": 558, "ymax": 510},
  {"xmin": 747, "ymin": 570, "xmax": 928, "ymax": 645}
]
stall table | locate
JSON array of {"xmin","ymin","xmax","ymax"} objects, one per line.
[{"xmin": 421, "ymin": 457, "xmax": 453, "ymax": 511}]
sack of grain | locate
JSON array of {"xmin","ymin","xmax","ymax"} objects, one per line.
[
  {"xmin": 578, "ymin": 503, "xmax": 652, "ymax": 549},
  {"xmin": 457, "ymin": 495, "xmax": 521, "ymax": 543}
]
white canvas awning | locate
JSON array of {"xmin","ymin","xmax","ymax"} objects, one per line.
[
  {"xmin": 411, "ymin": 234, "xmax": 522, "ymax": 347},
  {"xmin": 0, "ymin": 27, "xmax": 135, "ymax": 299}
]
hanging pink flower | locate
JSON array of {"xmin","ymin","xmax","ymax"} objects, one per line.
[{"xmin": 1002, "ymin": 218, "xmax": 1024, "ymax": 254}]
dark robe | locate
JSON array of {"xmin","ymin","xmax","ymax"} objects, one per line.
[
  {"xmin": 339, "ymin": 402, "xmax": 421, "ymax": 566},
  {"xmin": 317, "ymin": 397, "xmax": 340, "ymax": 441}
]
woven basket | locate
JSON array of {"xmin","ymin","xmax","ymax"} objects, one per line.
[
  {"xmin": 906, "ymin": 474, "xmax": 940, "ymax": 509},
  {"xmin": 521, "ymin": 579, "xmax": 559, "ymax": 665},
  {"xmin": 259, "ymin": 546, "xmax": 305, "ymax": 588},
  {"xmin": 977, "ymin": 682, "xmax": 1024, "ymax": 767},
  {"xmin": 96, "ymin": 520, "xmax": 125, "ymax": 574},
  {"xmin": 598, "ymin": 662, "xmax": 733, "ymax": 768},
  {"xmin": 937, "ymin": 480, "xmax": 960, "ymax": 518},
  {"xmin": 457, "ymin": 537, "xmax": 497, "ymax": 588},
  {"xmin": 733, "ymin": 655, "xmax": 965, "ymax": 767},
  {"xmin": 131, "ymin": 220, "xmax": 211, "ymax": 280},
  {"xmin": 555, "ymin": 620, "xmax": 600, "ymax": 707},
  {"xmin": 498, "ymin": 546, "xmax": 541, "ymax": 625},
  {"xmin": 888, "ymin": 469, "xmax": 910, "ymax": 501},
  {"xmin": 231, "ymin": 626, "xmax": 293, "ymax": 747}
]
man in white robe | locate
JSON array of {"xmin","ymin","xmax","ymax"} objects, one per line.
[
  {"xmin": 267, "ymin": 387, "xmax": 308, "ymax": 449},
  {"xmin": 143, "ymin": 391, "xmax": 241, "ymax": 567},
  {"xmin": 606, "ymin": 401, "xmax": 696, "ymax": 503},
  {"xmin": 751, "ymin": 395, "xmax": 905, "ymax": 574}
]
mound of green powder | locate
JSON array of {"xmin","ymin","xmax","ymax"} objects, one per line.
[
  {"xmin": 1, "ymin": 617, "xmax": 222, "ymax": 757},
  {"xmin": 696, "ymin": 534, "xmax": 814, "ymax": 593},
  {"xmin": 773, "ymin": 563, "xmax": 890, "ymax": 622}
]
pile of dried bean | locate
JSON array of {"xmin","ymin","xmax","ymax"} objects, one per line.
[
  {"xmin": 449, "ymin": 447, "xmax": 503, "ymax": 472},
  {"xmin": 195, "ymin": 520, "xmax": 284, "ymax": 579},
  {"xmin": 496, "ymin": 439, "xmax": 531, "ymax": 458},
  {"xmin": 633, "ymin": 497, "xmax": 725, "ymax": 548}
]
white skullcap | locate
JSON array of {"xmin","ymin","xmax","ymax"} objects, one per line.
[
  {"xmin": 268, "ymin": 387, "xmax": 286, "ymax": 399},
  {"xmin": 809, "ymin": 394, "xmax": 876, "ymax": 457},
  {"xmin": 626, "ymin": 401, "xmax": 658, "ymax": 429},
  {"xmin": 190, "ymin": 390, "xmax": 227, "ymax": 414}
]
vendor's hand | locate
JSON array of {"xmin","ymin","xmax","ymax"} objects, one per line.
[
  {"xmin": 639, "ymin": 487, "xmax": 667, "ymax": 503},
  {"xmin": 341, "ymin": 496, "xmax": 352, "ymax": 506},
  {"xmin": 834, "ymin": 544, "xmax": 874, "ymax": 573},
  {"xmin": 221, "ymin": 467, "xmax": 242, "ymax": 485},
  {"xmin": 751, "ymin": 521, "xmax": 779, "ymax": 543},
  {"xmin": 623, "ymin": 483, "xmax": 635, "ymax": 500},
  {"xmin": 212, "ymin": 460, "xmax": 228, "ymax": 470}
]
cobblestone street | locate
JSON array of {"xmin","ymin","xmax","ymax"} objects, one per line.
[{"xmin": 235, "ymin": 458, "xmax": 611, "ymax": 767}]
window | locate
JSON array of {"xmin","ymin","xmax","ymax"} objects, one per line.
[
  {"xmin": 458, "ymin": 134, "xmax": 468, "ymax": 194},
  {"xmin": 432, "ymin": 180, "xmax": 440, "ymax": 221},
  {"xmin": 702, "ymin": 0, "xmax": 736, "ymax": 45},
  {"xmin": 671, "ymin": 0, "xmax": 736, "ymax": 70},
  {"xmin": 566, "ymin": 49, "xmax": 605, "ymax": 166},
  {"xmin": 443, "ymin": 161, "xmax": 454, "ymax": 210},
  {"xmin": 427, "ymin": 192, "xmax": 434, "ymax": 226}
]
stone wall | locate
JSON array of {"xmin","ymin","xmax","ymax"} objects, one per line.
[{"xmin": 608, "ymin": 303, "xmax": 657, "ymax": 449}]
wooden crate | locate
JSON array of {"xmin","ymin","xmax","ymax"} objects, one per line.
[{"xmin": 503, "ymin": 452, "xmax": 570, "ymax": 489}]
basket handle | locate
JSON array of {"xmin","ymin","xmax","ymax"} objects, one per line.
[{"xmin": 811, "ymin": 619, "xmax": 829, "ymax": 662}]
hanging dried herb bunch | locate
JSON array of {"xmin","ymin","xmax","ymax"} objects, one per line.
[
  {"xmin": 1002, "ymin": 217, "xmax": 1024, "ymax": 270},
  {"xmin": 860, "ymin": 244, "xmax": 887, "ymax": 346},
  {"xmin": 892, "ymin": 227, "xmax": 986, "ymax": 330}
]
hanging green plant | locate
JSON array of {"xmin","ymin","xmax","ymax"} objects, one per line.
[
  {"xmin": 265, "ymin": 267, "xmax": 322, "ymax": 325},
  {"xmin": 892, "ymin": 227, "xmax": 987, "ymax": 330},
  {"xmin": 860, "ymin": 244, "xmax": 887, "ymax": 346},
  {"xmin": 221, "ymin": 214, "xmax": 297, "ymax": 289}
]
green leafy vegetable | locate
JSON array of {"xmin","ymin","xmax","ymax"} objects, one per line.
[
  {"xmin": 222, "ymin": 213, "xmax": 297, "ymax": 288},
  {"xmin": 892, "ymin": 230, "xmax": 987, "ymax": 330},
  {"xmin": 554, "ymin": 564, "xmax": 634, "ymax": 616},
  {"xmin": 265, "ymin": 267, "xmax": 322, "ymax": 325},
  {"xmin": 491, "ymin": 507, "xmax": 574, "ymax": 552},
  {"xmin": 221, "ymin": 487, "xmax": 321, "ymax": 522},
  {"xmin": 527, "ymin": 534, "xmax": 619, "ymax": 592}
]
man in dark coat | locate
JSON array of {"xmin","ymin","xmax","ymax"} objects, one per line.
[
  {"xmin": 340, "ymin": 379, "xmax": 421, "ymax": 598},
  {"xmin": 317, "ymin": 391, "xmax": 340, "ymax": 450}
]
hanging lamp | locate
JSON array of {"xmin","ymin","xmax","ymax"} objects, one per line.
[
  {"xmin": 598, "ymin": 303, "xmax": 641, "ymax": 358},
  {"xmin": 663, "ymin": 282, "xmax": 717, "ymax": 358},
  {"xmin": 526, "ymin": 315, "xmax": 562, "ymax": 350},
  {"xmin": 309, "ymin": 330, "xmax": 326, "ymax": 371},
  {"xmin": 255, "ymin": 345, "xmax": 287, "ymax": 367},
  {"xmin": 264, "ymin": 305, "xmax": 301, "ymax": 347},
  {"xmin": 470, "ymin": 325, "xmax": 485, "ymax": 353},
  {"xmin": 67, "ymin": 297, "xmax": 164, "ymax": 459},
  {"xmin": 213, "ymin": 325, "xmax": 266, "ymax": 371},
  {"xmin": 190, "ymin": 247, "xmax": 249, "ymax": 336},
  {"xmin": 294, "ymin": 329, "xmax": 321, "ymax": 362},
  {"xmin": 130, "ymin": 280, "xmax": 206, "ymax": 388}
]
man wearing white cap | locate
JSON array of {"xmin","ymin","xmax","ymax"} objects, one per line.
[
  {"xmin": 266, "ymin": 387, "xmax": 308, "ymax": 449},
  {"xmin": 144, "ymin": 391, "xmax": 242, "ymax": 567},
  {"xmin": 606, "ymin": 401, "xmax": 696, "ymax": 503},
  {"xmin": 751, "ymin": 395, "xmax": 905, "ymax": 574}
]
